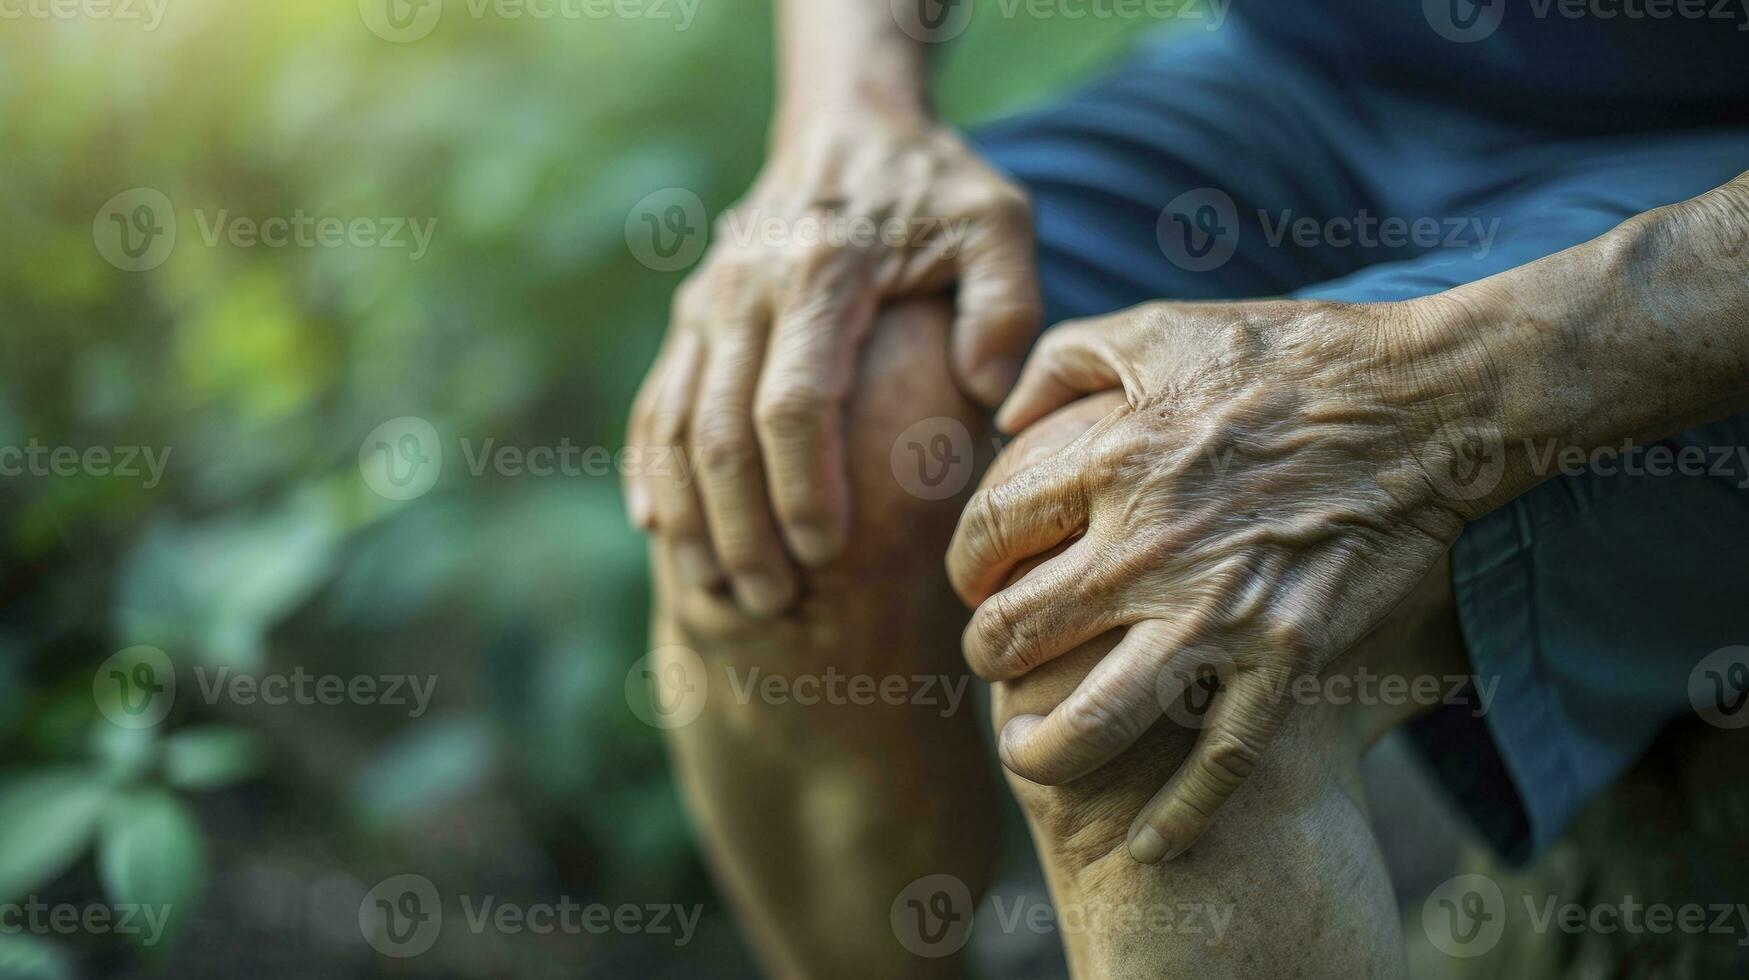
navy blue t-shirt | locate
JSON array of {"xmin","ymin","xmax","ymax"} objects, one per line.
[{"xmin": 1235, "ymin": 0, "xmax": 1749, "ymax": 130}]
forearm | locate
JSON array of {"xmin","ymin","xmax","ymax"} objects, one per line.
[
  {"xmin": 1400, "ymin": 173, "xmax": 1749, "ymax": 515},
  {"xmin": 775, "ymin": 0, "xmax": 933, "ymax": 136}
]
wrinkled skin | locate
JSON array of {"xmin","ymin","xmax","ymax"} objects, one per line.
[
  {"xmin": 625, "ymin": 108, "xmax": 1041, "ymax": 617},
  {"xmin": 946, "ymin": 298, "xmax": 1468, "ymax": 864}
]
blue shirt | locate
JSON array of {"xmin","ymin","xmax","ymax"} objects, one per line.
[{"xmin": 1235, "ymin": 0, "xmax": 1749, "ymax": 130}]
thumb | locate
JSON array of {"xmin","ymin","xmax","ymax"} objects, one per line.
[{"xmin": 995, "ymin": 323, "xmax": 1124, "ymax": 433}]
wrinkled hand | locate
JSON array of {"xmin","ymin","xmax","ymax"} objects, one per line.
[
  {"xmin": 946, "ymin": 299, "xmax": 1475, "ymax": 863},
  {"xmin": 626, "ymin": 107, "xmax": 1041, "ymax": 616}
]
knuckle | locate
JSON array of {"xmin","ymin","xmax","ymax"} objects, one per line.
[
  {"xmin": 754, "ymin": 385, "xmax": 829, "ymax": 442},
  {"xmin": 783, "ymin": 239, "xmax": 848, "ymax": 283},
  {"xmin": 993, "ymin": 185, "xmax": 1033, "ymax": 225},
  {"xmin": 1202, "ymin": 731, "xmax": 1263, "ymax": 790},
  {"xmin": 1059, "ymin": 693, "xmax": 1128, "ymax": 751},
  {"xmin": 674, "ymin": 272, "xmax": 715, "ymax": 320},
  {"xmin": 975, "ymin": 591, "xmax": 1041, "ymax": 679},
  {"xmin": 649, "ymin": 404, "xmax": 689, "ymax": 446},
  {"xmin": 694, "ymin": 426, "xmax": 758, "ymax": 481}
]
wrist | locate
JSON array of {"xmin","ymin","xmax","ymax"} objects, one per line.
[
  {"xmin": 773, "ymin": 87, "xmax": 933, "ymax": 149},
  {"xmin": 1383, "ymin": 213, "xmax": 1668, "ymax": 518}
]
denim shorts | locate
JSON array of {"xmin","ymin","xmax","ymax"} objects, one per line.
[{"xmin": 973, "ymin": 20, "xmax": 1749, "ymax": 865}]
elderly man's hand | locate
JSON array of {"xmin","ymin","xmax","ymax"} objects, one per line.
[
  {"xmin": 946, "ymin": 298, "xmax": 1488, "ymax": 864},
  {"xmin": 626, "ymin": 107, "xmax": 1041, "ymax": 617}
]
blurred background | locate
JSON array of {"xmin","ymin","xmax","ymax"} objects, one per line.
[
  {"xmin": 0, "ymin": 2, "xmax": 1142, "ymax": 977},
  {"xmin": 2, "ymin": 2, "xmax": 1745, "ymax": 978}
]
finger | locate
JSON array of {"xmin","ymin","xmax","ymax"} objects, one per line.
[
  {"xmin": 648, "ymin": 331, "xmax": 718, "ymax": 588},
  {"xmin": 754, "ymin": 250, "xmax": 875, "ymax": 566},
  {"xmin": 963, "ymin": 541, "xmax": 1126, "ymax": 681},
  {"xmin": 995, "ymin": 322, "xmax": 1126, "ymax": 434},
  {"xmin": 946, "ymin": 453, "xmax": 1090, "ymax": 606},
  {"xmin": 950, "ymin": 194, "xmax": 1043, "ymax": 407},
  {"xmin": 997, "ymin": 619, "xmax": 1178, "ymax": 783},
  {"xmin": 624, "ymin": 344, "xmax": 666, "ymax": 530},
  {"xmin": 692, "ymin": 314, "xmax": 798, "ymax": 617},
  {"xmin": 1128, "ymin": 669, "xmax": 1288, "ymax": 864}
]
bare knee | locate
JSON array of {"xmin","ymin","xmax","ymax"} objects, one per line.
[
  {"xmin": 656, "ymin": 296, "xmax": 990, "ymax": 650},
  {"xmin": 976, "ymin": 392, "xmax": 1339, "ymax": 872}
]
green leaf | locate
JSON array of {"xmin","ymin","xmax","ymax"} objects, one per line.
[
  {"xmin": 164, "ymin": 725, "xmax": 264, "ymax": 792},
  {"xmin": 96, "ymin": 789, "xmax": 207, "ymax": 952},
  {"xmin": 0, "ymin": 768, "xmax": 109, "ymax": 902},
  {"xmin": 0, "ymin": 934, "xmax": 73, "ymax": 980},
  {"xmin": 348, "ymin": 716, "xmax": 493, "ymax": 829}
]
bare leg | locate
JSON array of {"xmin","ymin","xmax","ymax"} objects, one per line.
[
  {"xmin": 985, "ymin": 393, "xmax": 1469, "ymax": 979},
  {"xmin": 650, "ymin": 298, "xmax": 998, "ymax": 978}
]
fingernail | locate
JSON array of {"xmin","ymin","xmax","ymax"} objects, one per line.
[
  {"xmin": 733, "ymin": 571, "xmax": 794, "ymax": 618},
  {"xmin": 1129, "ymin": 826, "xmax": 1168, "ymax": 864},
  {"xmin": 626, "ymin": 485, "xmax": 653, "ymax": 530},
  {"xmin": 994, "ymin": 398, "xmax": 1021, "ymax": 434},
  {"xmin": 997, "ymin": 715, "xmax": 1039, "ymax": 769},
  {"xmin": 786, "ymin": 523, "xmax": 842, "ymax": 567},
  {"xmin": 674, "ymin": 540, "xmax": 719, "ymax": 587},
  {"xmin": 969, "ymin": 355, "xmax": 1023, "ymax": 408}
]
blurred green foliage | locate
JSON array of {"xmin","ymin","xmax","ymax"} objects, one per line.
[{"xmin": 0, "ymin": 2, "xmax": 1148, "ymax": 975}]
